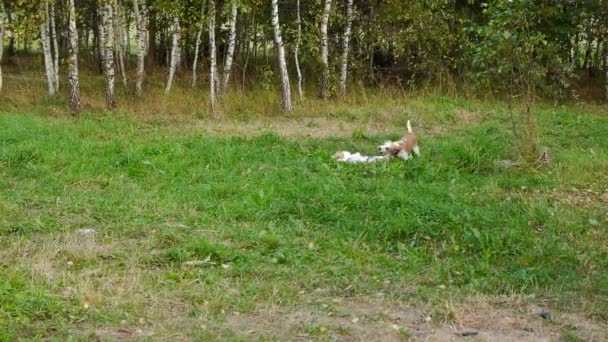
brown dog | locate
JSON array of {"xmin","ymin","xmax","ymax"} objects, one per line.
[{"xmin": 377, "ymin": 120, "xmax": 420, "ymax": 160}]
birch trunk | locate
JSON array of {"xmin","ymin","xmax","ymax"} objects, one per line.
[
  {"xmin": 114, "ymin": 3, "xmax": 127, "ymax": 88},
  {"xmin": 0, "ymin": 3, "xmax": 5, "ymax": 92},
  {"xmin": 192, "ymin": 28, "xmax": 203, "ymax": 87},
  {"xmin": 271, "ymin": 0, "xmax": 292, "ymax": 112},
  {"xmin": 41, "ymin": 1, "xmax": 57, "ymax": 95},
  {"xmin": 209, "ymin": 0, "xmax": 218, "ymax": 117},
  {"xmin": 98, "ymin": 6, "xmax": 106, "ymax": 72},
  {"xmin": 319, "ymin": 0, "xmax": 332, "ymax": 99},
  {"xmin": 133, "ymin": 0, "xmax": 145, "ymax": 96},
  {"xmin": 221, "ymin": 1, "xmax": 238, "ymax": 93},
  {"xmin": 294, "ymin": 0, "xmax": 303, "ymax": 99},
  {"xmin": 50, "ymin": 1, "xmax": 59, "ymax": 90},
  {"xmin": 67, "ymin": 0, "xmax": 81, "ymax": 112},
  {"xmin": 165, "ymin": 16, "xmax": 180, "ymax": 94},
  {"xmin": 103, "ymin": 1, "xmax": 116, "ymax": 109},
  {"xmin": 339, "ymin": 0, "xmax": 353, "ymax": 95},
  {"xmin": 192, "ymin": 0, "xmax": 206, "ymax": 87}
]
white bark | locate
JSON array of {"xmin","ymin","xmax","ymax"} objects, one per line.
[
  {"xmin": 98, "ymin": 6, "xmax": 106, "ymax": 70},
  {"xmin": 339, "ymin": 0, "xmax": 353, "ymax": 95},
  {"xmin": 0, "ymin": 3, "xmax": 5, "ymax": 92},
  {"xmin": 103, "ymin": 1, "xmax": 116, "ymax": 109},
  {"xmin": 209, "ymin": 0, "xmax": 218, "ymax": 116},
  {"xmin": 67, "ymin": 0, "xmax": 81, "ymax": 112},
  {"xmin": 192, "ymin": 0, "xmax": 206, "ymax": 87},
  {"xmin": 294, "ymin": 0, "xmax": 303, "ymax": 99},
  {"xmin": 114, "ymin": 2, "xmax": 127, "ymax": 88},
  {"xmin": 271, "ymin": 0, "xmax": 292, "ymax": 112},
  {"xmin": 50, "ymin": 1, "xmax": 59, "ymax": 90},
  {"xmin": 133, "ymin": 0, "xmax": 146, "ymax": 96},
  {"xmin": 165, "ymin": 16, "xmax": 180, "ymax": 94},
  {"xmin": 320, "ymin": 0, "xmax": 332, "ymax": 99},
  {"xmin": 221, "ymin": 1, "xmax": 238, "ymax": 93},
  {"xmin": 192, "ymin": 29, "xmax": 203, "ymax": 87},
  {"xmin": 41, "ymin": 1, "xmax": 57, "ymax": 96}
]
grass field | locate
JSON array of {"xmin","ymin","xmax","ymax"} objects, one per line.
[{"xmin": 1, "ymin": 95, "xmax": 607, "ymax": 340}]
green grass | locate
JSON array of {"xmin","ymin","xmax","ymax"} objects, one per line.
[{"xmin": 0, "ymin": 96, "xmax": 607, "ymax": 339}]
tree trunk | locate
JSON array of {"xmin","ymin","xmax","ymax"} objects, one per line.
[
  {"xmin": 192, "ymin": 0, "xmax": 206, "ymax": 88},
  {"xmin": 115, "ymin": 4, "xmax": 128, "ymax": 89},
  {"xmin": 0, "ymin": 3, "xmax": 5, "ymax": 92},
  {"xmin": 165, "ymin": 15, "xmax": 180, "ymax": 94},
  {"xmin": 271, "ymin": 0, "xmax": 292, "ymax": 112},
  {"xmin": 103, "ymin": 1, "xmax": 116, "ymax": 109},
  {"xmin": 98, "ymin": 6, "xmax": 106, "ymax": 73},
  {"xmin": 339, "ymin": 0, "xmax": 353, "ymax": 96},
  {"xmin": 41, "ymin": 2, "xmax": 57, "ymax": 96},
  {"xmin": 67, "ymin": 0, "xmax": 81, "ymax": 112},
  {"xmin": 133, "ymin": 0, "xmax": 146, "ymax": 96},
  {"xmin": 221, "ymin": 1, "xmax": 238, "ymax": 93},
  {"xmin": 319, "ymin": 0, "xmax": 332, "ymax": 99},
  {"xmin": 50, "ymin": 1, "xmax": 59, "ymax": 90},
  {"xmin": 192, "ymin": 28, "xmax": 203, "ymax": 87},
  {"xmin": 209, "ymin": 0, "xmax": 218, "ymax": 117},
  {"xmin": 294, "ymin": 0, "xmax": 303, "ymax": 99}
]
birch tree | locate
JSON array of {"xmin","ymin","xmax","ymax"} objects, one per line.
[
  {"xmin": 319, "ymin": 0, "xmax": 332, "ymax": 99},
  {"xmin": 192, "ymin": 0, "xmax": 205, "ymax": 87},
  {"xmin": 271, "ymin": 0, "xmax": 292, "ymax": 112},
  {"xmin": 103, "ymin": 1, "xmax": 116, "ymax": 109},
  {"xmin": 221, "ymin": 1, "xmax": 238, "ymax": 93},
  {"xmin": 0, "ymin": 3, "xmax": 5, "ymax": 92},
  {"xmin": 133, "ymin": 0, "xmax": 146, "ymax": 96},
  {"xmin": 50, "ymin": 1, "xmax": 59, "ymax": 90},
  {"xmin": 209, "ymin": 0, "xmax": 218, "ymax": 116},
  {"xmin": 165, "ymin": 15, "xmax": 180, "ymax": 94},
  {"xmin": 67, "ymin": 0, "xmax": 81, "ymax": 112},
  {"xmin": 40, "ymin": 1, "xmax": 57, "ymax": 95},
  {"xmin": 114, "ymin": 3, "xmax": 128, "ymax": 89},
  {"xmin": 294, "ymin": 0, "xmax": 303, "ymax": 99},
  {"xmin": 98, "ymin": 6, "xmax": 106, "ymax": 71},
  {"xmin": 339, "ymin": 0, "xmax": 353, "ymax": 95}
]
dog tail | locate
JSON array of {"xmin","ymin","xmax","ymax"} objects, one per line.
[{"xmin": 406, "ymin": 120, "xmax": 413, "ymax": 134}]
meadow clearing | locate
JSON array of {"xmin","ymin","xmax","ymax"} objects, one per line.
[{"xmin": 1, "ymin": 90, "xmax": 607, "ymax": 340}]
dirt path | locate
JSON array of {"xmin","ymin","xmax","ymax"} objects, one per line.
[{"xmin": 221, "ymin": 296, "xmax": 606, "ymax": 341}]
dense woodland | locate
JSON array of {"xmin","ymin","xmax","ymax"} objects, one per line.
[{"xmin": 0, "ymin": 0, "xmax": 607, "ymax": 116}]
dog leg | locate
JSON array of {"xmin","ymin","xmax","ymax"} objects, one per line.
[
  {"xmin": 397, "ymin": 151, "xmax": 409, "ymax": 160},
  {"xmin": 413, "ymin": 145, "xmax": 420, "ymax": 156}
]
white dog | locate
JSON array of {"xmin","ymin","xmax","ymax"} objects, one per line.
[{"xmin": 333, "ymin": 151, "xmax": 389, "ymax": 164}]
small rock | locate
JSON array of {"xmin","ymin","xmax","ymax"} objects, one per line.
[
  {"xmin": 425, "ymin": 316, "xmax": 432, "ymax": 323},
  {"xmin": 351, "ymin": 317, "xmax": 359, "ymax": 323},
  {"xmin": 76, "ymin": 228, "xmax": 97, "ymax": 236},
  {"xmin": 66, "ymin": 260, "xmax": 74, "ymax": 267}
]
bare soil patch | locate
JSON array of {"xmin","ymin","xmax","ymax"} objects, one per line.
[{"xmin": 224, "ymin": 295, "xmax": 607, "ymax": 341}]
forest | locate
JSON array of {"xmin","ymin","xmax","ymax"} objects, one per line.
[
  {"xmin": 1, "ymin": 0, "xmax": 607, "ymax": 340},
  {"xmin": 1, "ymin": 1, "xmax": 607, "ymax": 108}
]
